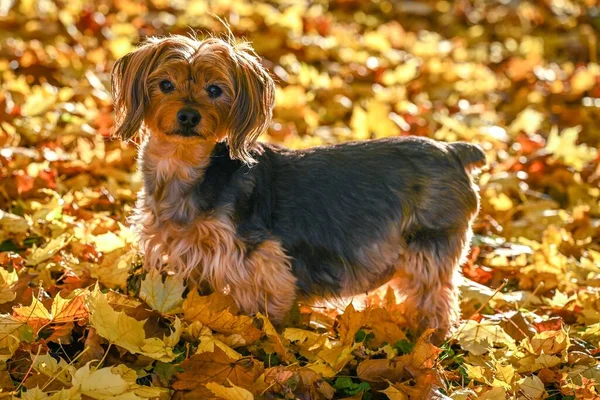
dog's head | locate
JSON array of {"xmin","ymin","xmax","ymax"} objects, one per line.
[{"xmin": 111, "ymin": 35, "xmax": 275, "ymax": 163}]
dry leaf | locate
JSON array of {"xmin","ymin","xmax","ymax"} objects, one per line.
[
  {"xmin": 205, "ymin": 381, "xmax": 254, "ymax": 400},
  {"xmin": 139, "ymin": 270, "xmax": 185, "ymax": 314},
  {"xmin": 173, "ymin": 347, "xmax": 264, "ymax": 392},
  {"xmin": 183, "ymin": 290, "xmax": 262, "ymax": 345},
  {"xmin": 87, "ymin": 286, "xmax": 179, "ymax": 361}
]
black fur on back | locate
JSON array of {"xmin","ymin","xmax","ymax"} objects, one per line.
[{"xmin": 192, "ymin": 137, "xmax": 480, "ymax": 299}]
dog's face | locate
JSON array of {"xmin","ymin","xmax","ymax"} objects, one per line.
[{"xmin": 111, "ymin": 35, "xmax": 275, "ymax": 163}]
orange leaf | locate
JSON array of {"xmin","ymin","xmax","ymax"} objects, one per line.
[
  {"xmin": 357, "ymin": 357, "xmax": 409, "ymax": 383},
  {"xmin": 408, "ymin": 329, "xmax": 441, "ymax": 370},
  {"xmin": 337, "ymin": 303, "xmax": 368, "ymax": 346},
  {"xmin": 173, "ymin": 347, "xmax": 264, "ymax": 393},
  {"xmin": 182, "ymin": 291, "xmax": 262, "ymax": 345},
  {"xmin": 51, "ymin": 290, "xmax": 88, "ymax": 323}
]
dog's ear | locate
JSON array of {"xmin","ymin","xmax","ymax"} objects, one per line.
[
  {"xmin": 111, "ymin": 37, "xmax": 192, "ymax": 140},
  {"xmin": 111, "ymin": 41, "xmax": 156, "ymax": 140},
  {"xmin": 226, "ymin": 44, "xmax": 275, "ymax": 164}
]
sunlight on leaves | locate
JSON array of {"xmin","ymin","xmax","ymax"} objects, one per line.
[{"xmin": 139, "ymin": 270, "xmax": 185, "ymax": 314}]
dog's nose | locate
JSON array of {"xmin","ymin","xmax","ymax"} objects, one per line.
[{"xmin": 177, "ymin": 108, "xmax": 201, "ymax": 128}]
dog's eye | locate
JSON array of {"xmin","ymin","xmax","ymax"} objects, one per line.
[
  {"xmin": 206, "ymin": 85, "xmax": 222, "ymax": 99},
  {"xmin": 159, "ymin": 80, "xmax": 175, "ymax": 93}
]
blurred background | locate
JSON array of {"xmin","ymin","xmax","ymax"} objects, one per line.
[
  {"xmin": 1, "ymin": 1, "xmax": 600, "ymax": 397},
  {"xmin": 1, "ymin": 0, "xmax": 599, "ymax": 245}
]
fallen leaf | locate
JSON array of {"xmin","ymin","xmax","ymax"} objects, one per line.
[
  {"xmin": 205, "ymin": 380, "xmax": 254, "ymax": 400},
  {"xmin": 13, "ymin": 297, "xmax": 51, "ymax": 331},
  {"xmin": 183, "ymin": 290, "xmax": 262, "ymax": 345},
  {"xmin": 338, "ymin": 304, "xmax": 368, "ymax": 347},
  {"xmin": 87, "ymin": 286, "xmax": 179, "ymax": 361},
  {"xmin": 26, "ymin": 234, "xmax": 72, "ymax": 267},
  {"xmin": 357, "ymin": 358, "xmax": 408, "ymax": 383},
  {"xmin": 456, "ymin": 320, "xmax": 515, "ymax": 355},
  {"xmin": 0, "ymin": 268, "xmax": 18, "ymax": 304},
  {"xmin": 173, "ymin": 347, "xmax": 264, "ymax": 392},
  {"xmin": 139, "ymin": 270, "xmax": 185, "ymax": 314},
  {"xmin": 518, "ymin": 375, "xmax": 546, "ymax": 400},
  {"xmin": 380, "ymin": 384, "xmax": 408, "ymax": 400}
]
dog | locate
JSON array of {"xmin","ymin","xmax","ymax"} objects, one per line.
[{"xmin": 111, "ymin": 34, "xmax": 486, "ymax": 340}]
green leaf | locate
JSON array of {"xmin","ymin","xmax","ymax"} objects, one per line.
[{"xmin": 393, "ymin": 339, "xmax": 415, "ymax": 354}]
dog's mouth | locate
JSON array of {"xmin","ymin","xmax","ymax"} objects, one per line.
[{"xmin": 167, "ymin": 128, "xmax": 204, "ymax": 138}]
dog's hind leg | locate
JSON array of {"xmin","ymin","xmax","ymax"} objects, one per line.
[{"xmin": 393, "ymin": 228, "xmax": 471, "ymax": 343}]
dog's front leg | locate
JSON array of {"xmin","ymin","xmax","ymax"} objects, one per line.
[{"xmin": 228, "ymin": 240, "xmax": 297, "ymax": 323}]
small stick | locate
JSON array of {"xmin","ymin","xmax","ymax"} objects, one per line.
[{"xmin": 14, "ymin": 345, "xmax": 42, "ymax": 393}]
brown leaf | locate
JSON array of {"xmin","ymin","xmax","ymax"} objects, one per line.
[
  {"xmin": 364, "ymin": 308, "xmax": 406, "ymax": 348},
  {"xmin": 408, "ymin": 329, "xmax": 441, "ymax": 370},
  {"xmin": 499, "ymin": 311, "xmax": 536, "ymax": 341},
  {"xmin": 173, "ymin": 347, "xmax": 264, "ymax": 393},
  {"xmin": 183, "ymin": 291, "xmax": 262, "ymax": 344},
  {"xmin": 337, "ymin": 303, "xmax": 368, "ymax": 346},
  {"xmin": 357, "ymin": 357, "xmax": 409, "ymax": 383}
]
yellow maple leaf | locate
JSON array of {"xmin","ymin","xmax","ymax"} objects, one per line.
[
  {"xmin": 13, "ymin": 297, "xmax": 52, "ymax": 331},
  {"xmin": 283, "ymin": 328, "xmax": 327, "ymax": 352},
  {"xmin": 92, "ymin": 248, "xmax": 136, "ymax": 290},
  {"xmin": 20, "ymin": 83, "xmax": 59, "ymax": 117},
  {"xmin": 27, "ymin": 234, "xmax": 72, "ymax": 266},
  {"xmin": 492, "ymin": 363, "xmax": 516, "ymax": 389},
  {"xmin": 32, "ymin": 353, "xmax": 73, "ymax": 385},
  {"xmin": 196, "ymin": 335, "xmax": 242, "ymax": 360},
  {"xmin": 350, "ymin": 100, "xmax": 402, "ymax": 141},
  {"xmin": 518, "ymin": 375, "xmax": 546, "ymax": 400},
  {"xmin": 139, "ymin": 270, "xmax": 185, "ymax": 314},
  {"xmin": 529, "ymin": 329, "xmax": 570, "ymax": 355},
  {"xmin": 316, "ymin": 343, "xmax": 355, "ymax": 372},
  {"xmin": 0, "ymin": 268, "xmax": 18, "ymax": 305},
  {"xmin": 488, "ymin": 191, "xmax": 514, "ymax": 212},
  {"xmin": 305, "ymin": 360, "xmax": 337, "ymax": 378},
  {"xmin": 87, "ymin": 286, "xmax": 179, "ymax": 362},
  {"xmin": 72, "ymin": 362, "xmax": 161, "ymax": 399},
  {"xmin": 109, "ymin": 36, "xmax": 136, "ymax": 59},
  {"xmin": 571, "ymin": 65, "xmax": 599, "ymax": 95},
  {"xmin": 0, "ymin": 314, "xmax": 31, "ymax": 361},
  {"xmin": 508, "ymin": 107, "xmax": 544, "ymax": 136},
  {"xmin": 456, "ymin": 320, "xmax": 515, "ymax": 356},
  {"xmin": 350, "ymin": 104, "xmax": 369, "ymax": 140},
  {"xmin": 141, "ymin": 318, "xmax": 182, "ymax": 360},
  {"xmin": 581, "ymin": 322, "xmax": 600, "ymax": 346},
  {"xmin": 206, "ymin": 380, "xmax": 254, "ymax": 400},
  {"xmin": 380, "ymin": 383, "xmax": 408, "ymax": 400},
  {"xmin": 464, "ymin": 364, "xmax": 489, "ymax": 383}
]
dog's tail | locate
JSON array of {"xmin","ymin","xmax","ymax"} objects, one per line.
[{"xmin": 448, "ymin": 142, "xmax": 486, "ymax": 173}]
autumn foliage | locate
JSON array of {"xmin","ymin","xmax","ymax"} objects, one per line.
[{"xmin": 0, "ymin": 0, "xmax": 600, "ymax": 399}]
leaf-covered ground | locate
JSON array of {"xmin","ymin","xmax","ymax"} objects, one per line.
[{"xmin": 1, "ymin": 1, "xmax": 600, "ymax": 399}]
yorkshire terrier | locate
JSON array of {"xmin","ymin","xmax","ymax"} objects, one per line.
[{"xmin": 111, "ymin": 35, "xmax": 486, "ymax": 340}]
